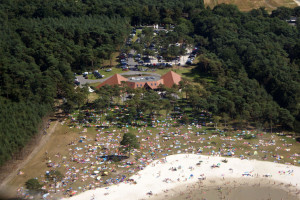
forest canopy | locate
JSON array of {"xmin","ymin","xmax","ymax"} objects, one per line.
[{"xmin": 0, "ymin": 0, "xmax": 299, "ymax": 166}]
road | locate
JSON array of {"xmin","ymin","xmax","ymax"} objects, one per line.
[
  {"xmin": 76, "ymin": 75, "xmax": 104, "ymax": 86},
  {"xmin": 127, "ymin": 50, "xmax": 138, "ymax": 67}
]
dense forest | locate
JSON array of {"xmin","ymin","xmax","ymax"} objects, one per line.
[
  {"xmin": 193, "ymin": 5, "xmax": 300, "ymax": 131},
  {"xmin": 0, "ymin": 0, "xmax": 299, "ymax": 166}
]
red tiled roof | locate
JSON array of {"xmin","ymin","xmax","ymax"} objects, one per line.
[
  {"xmin": 96, "ymin": 71, "xmax": 181, "ymax": 89},
  {"xmin": 161, "ymin": 71, "xmax": 182, "ymax": 88},
  {"xmin": 127, "ymin": 79, "xmax": 164, "ymax": 89},
  {"xmin": 96, "ymin": 74, "xmax": 128, "ymax": 89}
]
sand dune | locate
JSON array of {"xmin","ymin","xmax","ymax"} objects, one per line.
[{"xmin": 64, "ymin": 154, "xmax": 300, "ymax": 200}]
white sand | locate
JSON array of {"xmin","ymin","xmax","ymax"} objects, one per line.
[
  {"xmin": 64, "ymin": 154, "xmax": 300, "ymax": 200},
  {"xmin": 294, "ymin": 0, "xmax": 300, "ymax": 6}
]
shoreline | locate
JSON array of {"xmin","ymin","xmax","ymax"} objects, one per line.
[
  {"xmin": 294, "ymin": 0, "xmax": 300, "ymax": 6},
  {"xmin": 150, "ymin": 177, "xmax": 300, "ymax": 200},
  {"xmin": 64, "ymin": 154, "xmax": 300, "ymax": 200}
]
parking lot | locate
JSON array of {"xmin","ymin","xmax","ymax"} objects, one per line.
[{"xmin": 75, "ymin": 27, "xmax": 198, "ymax": 87}]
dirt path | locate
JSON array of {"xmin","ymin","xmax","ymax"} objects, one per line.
[
  {"xmin": 0, "ymin": 120, "xmax": 59, "ymax": 192},
  {"xmin": 265, "ymin": 0, "xmax": 277, "ymax": 9}
]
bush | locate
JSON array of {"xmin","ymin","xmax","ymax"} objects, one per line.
[
  {"xmin": 243, "ymin": 134, "xmax": 256, "ymax": 139},
  {"xmin": 25, "ymin": 178, "xmax": 43, "ymax": 194}
]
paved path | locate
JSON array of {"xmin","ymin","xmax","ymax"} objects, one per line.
[
  {"xmin": 76, "ymin": 75, "xmax": 104, "ymax": 86},
  {"xmin": 128, "ymin": 49, "xmax": 138, "ymax": 67}
]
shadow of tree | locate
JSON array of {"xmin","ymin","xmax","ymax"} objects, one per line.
[{"xmin": 100, "ymin": 155, "xmax": 129, "ymax": 161}]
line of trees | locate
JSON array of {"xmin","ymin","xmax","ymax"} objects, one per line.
[{"xmin": 0, "ymin": 0, "xmax": 205, "ymax": 25}]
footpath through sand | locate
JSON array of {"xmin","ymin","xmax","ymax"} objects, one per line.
[{"xmin": 0, "ymin": 120, "xmax": 58, "ymax": 197}]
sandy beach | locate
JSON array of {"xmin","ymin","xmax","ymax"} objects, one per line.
[
  {"xmin": 64, "ymin": 154, "xmax": 300, "ymax": 200},
  {"xmin": 294, "ymin": 0, "xmax": 300, "ymax": 6}
]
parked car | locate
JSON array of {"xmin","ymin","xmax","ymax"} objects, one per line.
[
  {"xmin": 186, "ymin": 59, "xmax": 192, "ymax": 65},
  {"xmin": 74, "ymin": 80, "xmax": 80, "ymax": 86},
  {"xmin": 119, "ymin": 53, "xmax": 126, "ymax": 59},
  {"xmin": 96, "ymin": 74, "xmax": 105, "ymax": 78},
  {"xmin": 93, "ymin": 71, "xmax": 104, "ymax": 79},
  {"xmin": 143, "ymin": 58, "xmax": 151, "ymax": 63}
]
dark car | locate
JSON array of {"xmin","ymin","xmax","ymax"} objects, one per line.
[
  {"xmin": 186, "ymin": 59, "xmax": 192, "ymax": 65},
  {"xmin": 93, "ymin": 71, "xmax": 104, "ymax": 79},
  {"xmin": 74, "ymin": 80, "xmax": 80, "ymax": 86}
]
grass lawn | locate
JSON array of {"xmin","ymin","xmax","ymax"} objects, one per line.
[
  {"xmin": 89, "ymin": 82, "xmax": 101, "ymax": 88},
  {"xmin": 87, "ymin": 93, "xmax": 99, "ymax": 102},
  {"xmin": 101, "ymin": 52, "xmax": 119, "ymax": 67},
  {"xmin": 132, "ymin": 29, "xmax": 142, "ymax": 43},
  {"xmin": 154, "ymin": 66, "xmax": 194, "ymax": 76}
]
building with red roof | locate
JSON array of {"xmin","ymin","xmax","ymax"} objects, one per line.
[
  {"xmin": 96, "ymin": 71, "xmax": 181, "ymax": 89},
  {"xmin": 96, "ymin": 74, "xmax": 128, "ymax": 89},
  {"xmin": 161, "ymin": 71, "xmax": 182, "ymax": 88}
]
